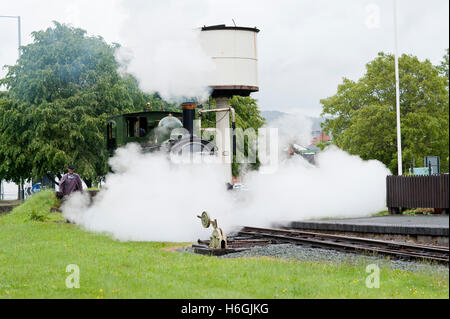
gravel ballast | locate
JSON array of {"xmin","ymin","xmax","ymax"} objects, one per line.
[{"xmin": 179, "ymin": 244, "xmax": 449, "ymax": 275}]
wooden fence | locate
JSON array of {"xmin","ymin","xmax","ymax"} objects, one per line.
[{"xmin": 386, "ymin": 174, "xmax": 449, "ymax": 213}]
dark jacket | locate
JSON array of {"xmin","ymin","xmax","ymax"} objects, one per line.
[{"xmin": 59, "ymin": 173, "xmax": 83, "ymax": 195}]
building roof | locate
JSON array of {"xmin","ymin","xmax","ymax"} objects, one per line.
[{"xmin": 312, "ymin": 132, "xmax": 331, "ymax": 145}]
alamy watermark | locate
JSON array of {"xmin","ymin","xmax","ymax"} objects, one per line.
[
  {"xmin": 168, "ymin": 126, "xmax": 280, "ymax": 173},
  {"xmin": 365, "ymin": 3, "xmax": 381, "ymax": 29},
  {"xmin": 66, "ymin": 264, "xmax": 80, "ymax": 288},
  {"xmin": 365, "ymin": 264, "xmax": 380, "ymax": 288}
]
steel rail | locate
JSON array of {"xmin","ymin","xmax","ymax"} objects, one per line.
[
  {"xmin": 238, "ymin": 230, "xmax": 448, "ymax": 262},
  {"xmin": 242, "ymin": 226, "xmax": 448, "ymax": 253},
  {"xmin": 237, "ymin": 226, "xmax": 449, "ymax": 263}
]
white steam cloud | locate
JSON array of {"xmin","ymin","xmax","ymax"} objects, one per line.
[
  {"xmin": 114, "ymin": 0, "xmax": 215, "ymax": 102},
  {"xmin": 237, "ymin": 146, "xmax": 390, "ymax": 227},
  {"xmin": 269, "ymin": 113, "xmax": 313, "ymax": 148},
  {"xmin": 62, "ymin": 143, "xmax": 233, "ymax": 242},
  {"xmin": 62, "ymin": 116, "xmax": 391, "ymax": 242},
  {"xmin": 61, "ymin": 6, "xmax": 392, "ymax": 241}
]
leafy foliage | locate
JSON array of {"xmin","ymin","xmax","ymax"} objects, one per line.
[
  {"xmin": 230, "ymin": 96, "xmax": 266, "ymax": 176},
  {"xmin": 438, "ymin": 48, "xmax": 449, "ymax": 80},
  {"xmin": 147, "ymin": 92, "xmax": 180, "ymax": 112},
  {"xmin": 0, "ymin": 22, "xmax": 149, "ymax": 184},
  {"xmin": 321, "ymin": 52, "xmax": 449, "ymax": 174}
]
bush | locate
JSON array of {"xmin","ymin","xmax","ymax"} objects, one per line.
[{"xmin": 29, "ymin": 208, "xmax": 48, "ymax": 221}]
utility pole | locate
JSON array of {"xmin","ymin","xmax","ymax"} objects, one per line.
[
  {"xmin": 1, "ymin": 15, "xmax": 22, "ymax": 200},
  {"xmin": 0, "ymin": 15, "xmax": 22, "ymax": 57},
  {"xmin": 393, "ymin": 0, "xmax": 402, "ymax": 175},
  {"xmin": 18, "ymin": 16, "xmax": 21, "ymax": 57}
]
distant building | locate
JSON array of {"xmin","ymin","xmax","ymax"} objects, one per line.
[{"xmin": 311, "ymin": 131, "xmax": 331, "ymax": 145}]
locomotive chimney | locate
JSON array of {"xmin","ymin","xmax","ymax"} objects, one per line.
[{"xmin": 182, "ymin": 102, "xmax": 196, "ymax": 136}]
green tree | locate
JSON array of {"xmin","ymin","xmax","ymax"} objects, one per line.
[
  {"xmin": 321, "ymin": 52, "xmax": 449, "ymax": 174},
  {"xmin": 231, "ymin": 96, "xmax": 266, "ymax": 176},
  {"xmin": 147, "ymin": 92, "xmax": 180, "ymax": 112},
  {"xmin": 438, "ymin": 48, "xmax": 449, "ymax": 80},
  {"xmin": 0, "ymin": 22, "xmax": 148, "ymax": 185}
]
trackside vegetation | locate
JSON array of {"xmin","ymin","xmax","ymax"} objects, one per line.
[
  {"xmin": 0, "ymin": 192, "xmax": 448, "ymax": 299},
  {"xmin": 321, "ymin": 51, "xmax": 449, "ymax": 174}
]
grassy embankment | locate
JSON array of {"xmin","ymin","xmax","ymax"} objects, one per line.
[
  {"xmin": 0, "ymin": 200, "xmax": 21, "ymax": 206},
  {"xmin": 0, "ymin": 191, "xmax": 448, "ymax": 299}
]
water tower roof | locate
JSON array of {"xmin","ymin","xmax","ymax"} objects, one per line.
[{"xmin": 201, "ymin": 24, "xmax": 260, "ymax": 33}]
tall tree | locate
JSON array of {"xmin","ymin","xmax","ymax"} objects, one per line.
[
  {"xmin": 0, "ymin": 22, "xmax": 148, "ymax": 185},
  {"xmin": 321, "ymin": 52, "xmax": 449, "ymax": 174},
  {"xmin": 230, "ymin": 96, "xmax": 266, "ymax": 176},
  {"xmin": 438, "ymin": 48, "xmax": 449, "ymax": 80}
]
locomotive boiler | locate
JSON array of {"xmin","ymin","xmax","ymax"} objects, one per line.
[{"xmin": 106, "ymin": 102, "xmax": 218, "ymax": 157}]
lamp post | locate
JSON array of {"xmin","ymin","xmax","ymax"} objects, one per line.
[
  {"xmin": 1, "ymin": 15, "xmax": 22, "ymax": 199},
  {"xmin": 393, "ymin": 0, "xmax": 402, "ymax": 175},
  {"xmin": 0, "ymin": 15, "xmax": 21, "ymax": 58}
]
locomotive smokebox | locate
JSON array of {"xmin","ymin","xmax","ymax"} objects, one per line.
[{"xmin": 182, "ymin": 102, "xmax": 196, "ymax": 136}]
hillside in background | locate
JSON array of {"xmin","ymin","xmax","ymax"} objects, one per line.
[{"xmin": 261, "ymin": 110, "xmax": 325, "ymax": 132}]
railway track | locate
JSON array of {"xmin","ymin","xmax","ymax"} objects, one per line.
[
  {"xmin": 234, "ymin": 226, "xmax": 449, "ymax": 264},
  {"xmin": 192, "ymin": 238, "xmax": 271, "ymax": 255},
  {"xmin": 194, "ymin": 226, "xmax": 449, "ymax": 263}
]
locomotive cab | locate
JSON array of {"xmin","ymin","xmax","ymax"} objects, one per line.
[
  {"xmin": 106, "ymin": 105, "xmax": 217, "ymax": 157},
  {"xmin": 106, "ymin": 110, "xmax": 183, "ymax": 154}
]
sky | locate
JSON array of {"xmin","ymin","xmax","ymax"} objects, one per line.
[{"xmin": 0, "ymin": 0, "xmax": 448, "ymax": 117}]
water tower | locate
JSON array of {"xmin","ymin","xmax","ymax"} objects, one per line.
[
  {"xmin": 199, "ymin": 24, "xmax": 259, "ymax": 98},
  {"xmin": 199, "ymin": 24, "xmax": 260, "ymax": 183}
]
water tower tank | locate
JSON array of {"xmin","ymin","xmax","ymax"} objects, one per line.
[{"xmin": 199, "ymin": 25, "xmax": 259, "ymax": 97}]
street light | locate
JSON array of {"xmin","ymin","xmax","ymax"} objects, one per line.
[
  {"xmin": 393, "ymin": 0, "xmax": 402, "ymax": 175},
  {"xmin": 0, "ymin": 15, "xmax": 21, "ymax": 58},
  {"xmin": 0, "ymin": 15, "xmax": 22, "ymax": 199}
]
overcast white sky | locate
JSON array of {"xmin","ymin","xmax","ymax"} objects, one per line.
[{"xmin": 1, "ymin": 0, "xmax": 448, "ymax": 116}]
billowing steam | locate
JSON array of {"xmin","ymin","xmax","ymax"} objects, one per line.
[
  {"xmin": 114, "ymin": 1, "xmax": 215, "ymax": 102},
  {"xmin": 236, "ymin": 146, "xmax": 390, "ymax": 227},
  {"xmin": 62, "ymin": 143, "xmax": 233, "ymax": 242},
  {"xmin": 62, "ymin": 116, "xmax": 391, "ymax": 242},
  {"xmin": 269, "ymin": 113, "xmax": 313, "ymax": 148},
  {"xmin": 60, "ymin": 4, "xmax": 392, "ymax": 241}
]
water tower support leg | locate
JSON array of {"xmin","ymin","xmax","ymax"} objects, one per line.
[{"xmin": 215, "ymin": 97, "xmax": 232, "ymax": 184}]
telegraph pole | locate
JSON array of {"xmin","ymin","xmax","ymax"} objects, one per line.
[
  {"xmin": 0, "ymin": 15, "xmax": 22, "ymax": 199},
  {"xmin": 18, "ymin": 16, "xmax": 21, "ymax": 57},
  {"xmin": 393, "ymin": 0, "xmax": 402, "ymax": 175}
]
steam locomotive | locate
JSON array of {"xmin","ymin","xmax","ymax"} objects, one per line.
[{"xmin": 106, "ymin": 102, "xmax": 218, "ymax": 157}]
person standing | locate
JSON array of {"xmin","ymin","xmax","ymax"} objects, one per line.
[
  {"xmin": 288, "ymin": 145, "xmax": 295, "ymax": 157},
  {"xmin": 58, "ymin": 164, "xmax": 83, "ymax": 197}
]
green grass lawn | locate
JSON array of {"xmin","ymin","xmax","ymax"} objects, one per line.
[{"xmin": 0, "ymin": 191, "xmax": 448, "ymax": 299}]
